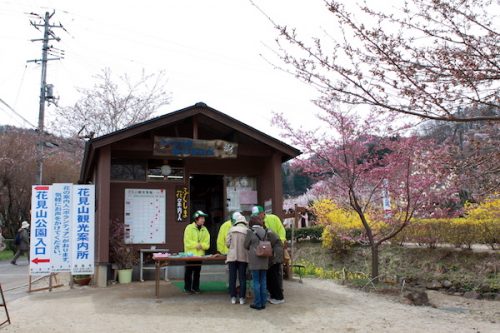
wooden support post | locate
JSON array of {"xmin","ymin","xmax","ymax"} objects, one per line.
[
  {"xmin": 0, "ymin": 284, "xmax": 11, "ymax": 327},
  {"xmin": 28, "ymin": 273, "xmax": 64, "ymax": 293}
]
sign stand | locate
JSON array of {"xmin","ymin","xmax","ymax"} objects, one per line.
[
  {"xmin": 28, "ymin": 273, "xmax": 64, "ymax": 293},
  {"xmin": 0, "ymin": 283, "xmax": 10, "ymax": 327}
]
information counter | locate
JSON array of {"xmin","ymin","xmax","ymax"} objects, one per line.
[{"xmin": 154, "ymin": 255, "xmax": 227, "ymax": 298}]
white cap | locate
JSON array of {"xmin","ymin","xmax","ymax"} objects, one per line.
[
  {"xmin": 231, "ymin": 212, "xmax": 244, "ymax": 221},
  {"xmin": 21, "ymin": 221, "xmax": 30, "ymax": 229}
]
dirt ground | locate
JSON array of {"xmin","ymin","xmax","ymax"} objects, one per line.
[{"xmin": 1, "ymin": 277, "xmax": 499, "ymax": 333}]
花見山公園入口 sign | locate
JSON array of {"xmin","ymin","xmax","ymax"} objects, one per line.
[
  {"xmin": 30, "ymin": 184, "xmax": 95, "ymax": 276},
  {"xmin": 30, "ymin": 186, "xmax": 53, "ymax": 275}
]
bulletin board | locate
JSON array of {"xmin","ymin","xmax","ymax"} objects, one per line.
[{"xmin": 124, "ymin": 189, "xmax": 166, "ymax": 244}]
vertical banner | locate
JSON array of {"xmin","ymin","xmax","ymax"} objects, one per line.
[
  {"xmin": 175, "ymin": 186, "xmax": 189, "ymax": 223},
  {"xmin": 382, "ymin": 179, "xmax": 392, "ymax": 217},
  {"xmin": 71, "ymin": 185, "xmax": 95, "ymax": 274},
  {"xmin": 51, "ymin": 183, "xmax": 72, "ymax": 272},
  {"xmin": 30, "ymin": 185, "xmax": 53, "ymax": 275}
]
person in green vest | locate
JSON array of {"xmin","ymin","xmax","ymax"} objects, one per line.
[
  {"xmin": 183, "ymin": 210, "xmax": 210, "ymax": 294},
  {"xmin": 251, "ymin": 206, "xmax": 286, "ymax": 243},
  {"xmin": 217, "ymin": 211, "xmax": 244, "ymax": 255}
]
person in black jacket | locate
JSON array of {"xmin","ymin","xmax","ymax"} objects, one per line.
[{"xmin": 11, "ymin": 221, "xmax": 30, "ymax": 265}]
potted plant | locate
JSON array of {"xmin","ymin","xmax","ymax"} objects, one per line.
[
  {"xmin": 109, "ymin": 219, "xmax": 138, "ymax": 283},
  {"xmin": 73, "ymin": 274, "xmax": 92, "ymax": 286}
]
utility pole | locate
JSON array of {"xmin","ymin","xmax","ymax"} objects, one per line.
[{"xmin": 27, "ymin": 11, "xmax": 65, "ymax": 184}]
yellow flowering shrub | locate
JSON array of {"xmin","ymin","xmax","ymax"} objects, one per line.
[
  {"xmin": 315, "ymin": 198, "xmax": 499, "ymax": 249},
  {"xmin": 312, "ymin": 199, "xmax": 367, "ymax": 250},
  {"xmin": 394, "ymin": 198, "xmax": 500, "ymax": 249},
  {"xmin": 463, "ymin": 198, "xmax": 500, "ymax": 247}
]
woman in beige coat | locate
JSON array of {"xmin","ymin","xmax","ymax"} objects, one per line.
[{"xmin": 226, "ymin": 214, "xmax": 249, "ymax": 304}]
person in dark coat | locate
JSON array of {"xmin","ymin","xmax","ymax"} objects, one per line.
[
  {"xmin": 267, "ymin": 229, "xmax": 284, "ymax": 304},
  {"xmin": 11, "ymin": 221, "xmax": 30, "ymax": 265},
  {"xmin": 244, "ymin": 215, "xmax": 270, "ymax": 310}
]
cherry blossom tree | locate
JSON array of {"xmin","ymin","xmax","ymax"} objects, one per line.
[
  {"xmin": 268, "ymin": 0, "xmax": 499, "ymax": 122},
  {"xmin": 273, "ymin": 109, "xmax": 458, "ymax": 282},
  {"xmin": 420, "ymin": 115, "xmax": 499, "ymax": 202}
]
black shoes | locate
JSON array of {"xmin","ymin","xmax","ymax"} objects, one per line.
[
  {"xmin": 250, "ymin": 304, "xmax": 265, "ymax": 310},
  {"xmin": 10, "ymin": 261, "xmax": 16, "ymax": 265},
  {"xmin": 184, "ymin": 289, "xmax": 200, "ymax": 294}
]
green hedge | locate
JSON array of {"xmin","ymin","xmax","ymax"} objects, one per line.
[
  {"xmin": 4, "ymin": 239, "xmax": 16, "ymax": 252},
  {"xmin": 286, "ymin": 226, "xmax": 323, "ymax": 242}
]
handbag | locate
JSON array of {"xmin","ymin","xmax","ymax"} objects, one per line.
[{"xmin": 255, "ymin": 230, "xmax": 273, "ymax": 257}]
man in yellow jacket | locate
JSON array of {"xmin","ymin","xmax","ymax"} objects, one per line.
[
  {"xmin": 216, "ymin": 211, "xmax": 244, "ymax": 255},
  {"xmin": 251, "ymin": 206, "xmax": 286, "ymax": 243},
  {"xmin": 183, "ymin": 210, "xmax": 210, "ymax": 293}
]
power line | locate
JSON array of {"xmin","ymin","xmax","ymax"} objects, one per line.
[{"xmin": 0, "ymin": 97, "xmax": 37, "ymax": 128}]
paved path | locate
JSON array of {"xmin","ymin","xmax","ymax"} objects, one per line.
[{"xmin": 0, "ymin": 258, "xmax": 30, "ymax": 302}]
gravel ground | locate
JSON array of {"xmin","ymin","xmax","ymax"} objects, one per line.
[{"xmin": 1, "ymin": 277, "xmax": 499, "ymax": 332}]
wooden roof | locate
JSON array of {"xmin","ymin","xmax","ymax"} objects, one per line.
[{"xmin": 79, "ymin": 102, "xmax": 301, "ymax": 182}]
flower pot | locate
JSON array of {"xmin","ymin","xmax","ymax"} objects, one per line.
[
  {"xmin": 73, "ymin": 276, "xmax": 92, "ymax": 286},
  {"xmin": 118, "ymin": 268, "xmax": 133, "ymax": 284}
]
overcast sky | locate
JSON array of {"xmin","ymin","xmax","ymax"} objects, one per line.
[{"xmin": 0, "ymin": 0, "xmax": 341, "ymax": 141}]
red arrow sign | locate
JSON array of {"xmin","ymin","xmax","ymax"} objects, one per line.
[
  {"xmin": 34, "ymin": 186, "xmax": 50, "ymax": 191},
  {"xmin": 31, "ymin": 257, "xmax": 50, "ymax": 264}
]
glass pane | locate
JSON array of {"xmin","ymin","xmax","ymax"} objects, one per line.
[{"xmin": 111, "ymin": 159, "xmax": 146, "ymax": 180}]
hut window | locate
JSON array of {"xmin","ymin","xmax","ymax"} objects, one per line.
[{"xmin": 111, "ymin": 159, "xmax": 146, "ymax": 181}]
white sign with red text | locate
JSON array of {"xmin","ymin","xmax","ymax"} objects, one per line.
[
  {"xmin": 30, "ymin": 185, "xmax": 53, "ymax": 275},
  {"xmin": 30, "ymin": 184, "xmax": 95, "ymax": 276}
]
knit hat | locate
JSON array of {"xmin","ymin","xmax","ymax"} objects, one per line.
[
  {"xmin": 251, "ymin": 205, "xmax": 264, "ymax": 216},
  {"xmin": 234, "ymin": 214, "xmax": 248, "ymax": 226}
]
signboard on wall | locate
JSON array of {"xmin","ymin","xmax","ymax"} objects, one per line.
[
  {"xmin": 124, "ymin": 189, "xmax": 166, "ymax": 244},
  {"xmin": 175, "ymin": 186, "xmax": 189, "ymax": 223},
  {"xmin": 153, "ymin": 137, "xmax": 238, "ymax": 158}
]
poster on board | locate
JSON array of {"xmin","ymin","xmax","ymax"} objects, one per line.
[{"xmin": 124, "ymin": 189, "xmax": 166, "ymax": 244}]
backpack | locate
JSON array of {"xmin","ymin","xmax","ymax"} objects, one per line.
[
  {"xmin": 254, "ymin": 230, "xmax": 273, "ymax": 257},
  {"xmin": 14, "ymin": 232, "xmax": 21, "ymax": 245}
]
